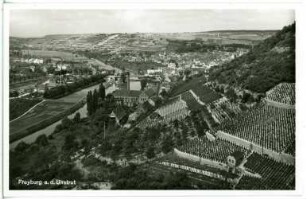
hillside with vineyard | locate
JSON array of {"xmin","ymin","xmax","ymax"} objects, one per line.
[
  {"xmin": 209, "ymin": 23, "xmax": 295, "ymax": 93},
  {"xmin": 143, "ymin": 63, "xmax": 295, "ymax": 189}
]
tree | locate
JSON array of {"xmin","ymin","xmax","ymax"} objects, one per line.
[
  {"xmin": 164, "ymin": 171, "xmax": 193, "ymax": 189},
  {"xmin": 155, "ymin": 97, "xmax": 163, "ymax": 107},
  {"xmin": 176, "ymin": 134, "xmax": 183, "ymax": 146},
  {"xmin": 161, "ymin": 136, "xmax": 174, "ymax": 154},
  {"xmin": 15, "ymin": 141, "xmax": 30, "ymax": 153},
  {"xmin": 241, "ymin": 91, "xmax": 253, "ymax": 103},
  {"xmin": 33, "ymin": 147, "xmax": 57, "ymax": 170},
  {"xmin": 140, "ymin": 79, "xmax": 148, "ymax": 91},
  {"xmin": 225, "ymin": 88, "xmax": 237, "ymax": 101},
  {"xmin": 99, "ymin": 83, "xmax": 106, "ymax": 101},
  {"xmin": 87, "ymin": 91, "xmax": 93, "ymax": 116},
  {"xmin": 53, "ymin": 124, "xmax": 63, "ymax": 134},
  {"xmin": 173, "ymin": 119, "xmax": 179, "ymax": 129},
  {"xmin": 73, "ymin": 112, "xmax": 81, "ymax": 123},
  {"xmin": 63, "ymin": 134, "xmax": 78, "ymax": 151},
  {"xmin": 105, "ymin": 94, "xmax": 115, "ymax": 109},
  {"xmin": 81, "ymin": 139, "xmax": 90, "ymax": 153},
  {"xmin": 61, "ymin": 117, "xmax": 73, "ymax": 129},
  {"xmin": 93, "ymin": 89, "xmax": 99, "ymax": 112},
  {"xmin": 160, "ymin": 89, "xmax": 168, "ymax": 98},
  {"xmin": 56, "ymin": 162, "xmax": 83, "ymax": 181},
  {"xmin": 184, "ymin": 69, "xmax": 191, "ymax": 77},
  {"xmin": 145, "ymin": 147, "xmax": 155, "ymax": 159},
  {"xmin": 35, "ymin": 134, "xmax": 49, "ymax": 146},
  {"xmin": 121, "ymin": 72, "xmax": 126, "ymax": 83}
]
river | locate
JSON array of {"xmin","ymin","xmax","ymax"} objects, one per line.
[{"xmin": 10, "ymin": 83, "xmax": 117, "ymax": 150}]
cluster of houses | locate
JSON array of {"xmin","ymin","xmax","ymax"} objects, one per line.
[{"xmin": 13, "ymin": 58, "xmax": 44, "ymax": 64}]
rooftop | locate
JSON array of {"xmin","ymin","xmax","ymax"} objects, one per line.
[
  {"xmin": 180, "ymin": 90, "xmax": 203, "ymax": 111},
  {"xmin": 113, "ymin": 106, "xmax": 127, "ymax": 121},
  {"xmin": 113, "ymin": 89, "xmax": 142, "ymax": 98},
  {"xmin": 144, "ymin": 88, "xmax": 156, "ymax": 98}
]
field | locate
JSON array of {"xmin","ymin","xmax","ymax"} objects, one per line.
[
  {"xmin": 10, "ymin": 100, "xmax": 76, "ymax": 141},
  {"xmin": 147, "ymin": 152, "xmax": 235, "ymax": 189},
  {"xmin": 177, "ymin": 137, "xmax": 246, "ymax": 163},
  {"xmin": 146, "ymin": 162, "xmax": 231, "ymax": 189},
  {"xmin": 153, "ymin": 31, "xmax": 275, "ymax": 43},
  {"xmin": 11, "ymin": 30, "xmax": 275, "ymax": 53},
  {"xmin": 10, "ymin": 84, "xmax": 100, "ymax": 142},
  {"xmin": 237, "ymin": 153, "xmax": 295, "ymax": 190},
  {"xmin": 10, "ymin": 98, "xmax": 42, "ymax": 121},
  {"xmin": 218, "ymin": 103, "xmax": 295, "ymax": 153},
  {"xmin": 87, "ymin": 59, "xmax": 121, "ymax": 73},
  {"xmin": 266, "ymin": 83, "xmax": 295, "ymax": 105},
  {"xmin": 152, "ymin": 137, "xmax": 294, "ymax": 190},
  {"xmin": 21, "ymin": 50, "xmax": 87, "ymax": 62}
]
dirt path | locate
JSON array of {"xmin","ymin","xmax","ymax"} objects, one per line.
[{"xmin": 10, "ymin": 100, "xmax": 46, "ymax": 123}]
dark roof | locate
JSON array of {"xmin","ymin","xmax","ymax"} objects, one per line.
[
  {"xmin": 192, "ymin": 85, "xmax": 222, "ymax": 104},
  {"xmin": 181, "ymin": 90, "xmax": 202, "ymax": 111},
  {"xmin": 144, "ymin": 88, "xmax": 156, "ymax": 98},
  {"xmin": 230, "ymin": 151, "xmax": 245, "ymax": 166},
  {"xmin": 166, "ymin": 96, "xmax": 181, "ymax": 106},
  {"xmin": 113, "ymin": 107, "xmax": 127, "ymax": 120},
  {"xmin": 113, "ymin": 89, "xmax": 141, "ymax": 98}
]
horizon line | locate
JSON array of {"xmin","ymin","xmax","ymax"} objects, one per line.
[{"xmin": 10, "ymin": 29, "xmax": 280, "ymax": 39}]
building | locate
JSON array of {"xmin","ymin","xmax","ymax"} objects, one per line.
[
  {"xmin": 146, "ymin": 68, "xmax": 163, "ymax": 76},
  {"xmin": 154, "ymin": 97, "xmax": 190, "ymax": 123},
  {"xmin": 113, "ymin": 88, "xmax": 156, "ymax": 107},
  {"xmin": 113, "ymin": 72, "xmax": 156, "ymax": 107},
  {"xmin": 168, "ymin": 62, "xmax": 177, "ymax": 69},
  {"xmin": 20, "ymin": 58, "xmax": 44, "ymax": 64},
  {"xmin": 113, "ymin": 90, "xmax": 141, "ymax": 107}
]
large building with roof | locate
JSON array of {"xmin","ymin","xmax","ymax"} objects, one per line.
[{"xmin": 113, "ymin": 88, "xmax": 156, "ymax": 107}]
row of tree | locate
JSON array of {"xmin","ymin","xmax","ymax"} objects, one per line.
[
  {"xmin": 86, "ymin": 83, "xmax": 108, "ymax": 116},
  {"xmin": 166, "ymin": 39, "xmax": 251, "ymax": 53},
  {"xmin": 44, "ymin": 74, "xmax": 106, "ymax": 99}
]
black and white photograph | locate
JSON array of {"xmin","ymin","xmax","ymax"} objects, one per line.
[{"xmin": 2, "ymin": 1, "xmax": 305, "ymax": 198}]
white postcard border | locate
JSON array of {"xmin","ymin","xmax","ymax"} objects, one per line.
[{"xmin": 2, "ymin": 1, "xmax": 306, "ymax": 198}]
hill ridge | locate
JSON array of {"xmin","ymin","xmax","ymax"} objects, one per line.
[{"xmin": 209, "ymin": 22, "xmax": 295, "ymax": 93}]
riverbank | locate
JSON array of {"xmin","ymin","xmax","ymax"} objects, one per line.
[
  {"xmin": 10, "ymin": 83, "xmax": 117, "ymax": 148},
  {"xmin": 44, "ymin": 74, "xmax": 107, "ymax": 99},
  {"xmin": 10, "ymin": 98, "xmax": 44, "ymax": 121},
  {"xmin": 10, "ymin": 99, "xmax": 86, "ymax": 143},
  {"xmin": 10, "ymin": 83, "xmax": 103, "ymax": 143}
]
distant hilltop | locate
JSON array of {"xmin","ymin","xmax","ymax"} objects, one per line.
[
  {"xmin": 205, "ymin": 30, "xmax": 278, "ymax": 33},
  {"xmin": 10, "ymin": 29, "xmax": 278, "ymax": 39},
  {"xmin": 10, "ymin": 29, "xmax": 277, "ymax": 53}
]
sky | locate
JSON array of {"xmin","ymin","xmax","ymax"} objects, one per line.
[{"xmin": 10, "ymin": 9, "xmax": 295, "ymax": 37}]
